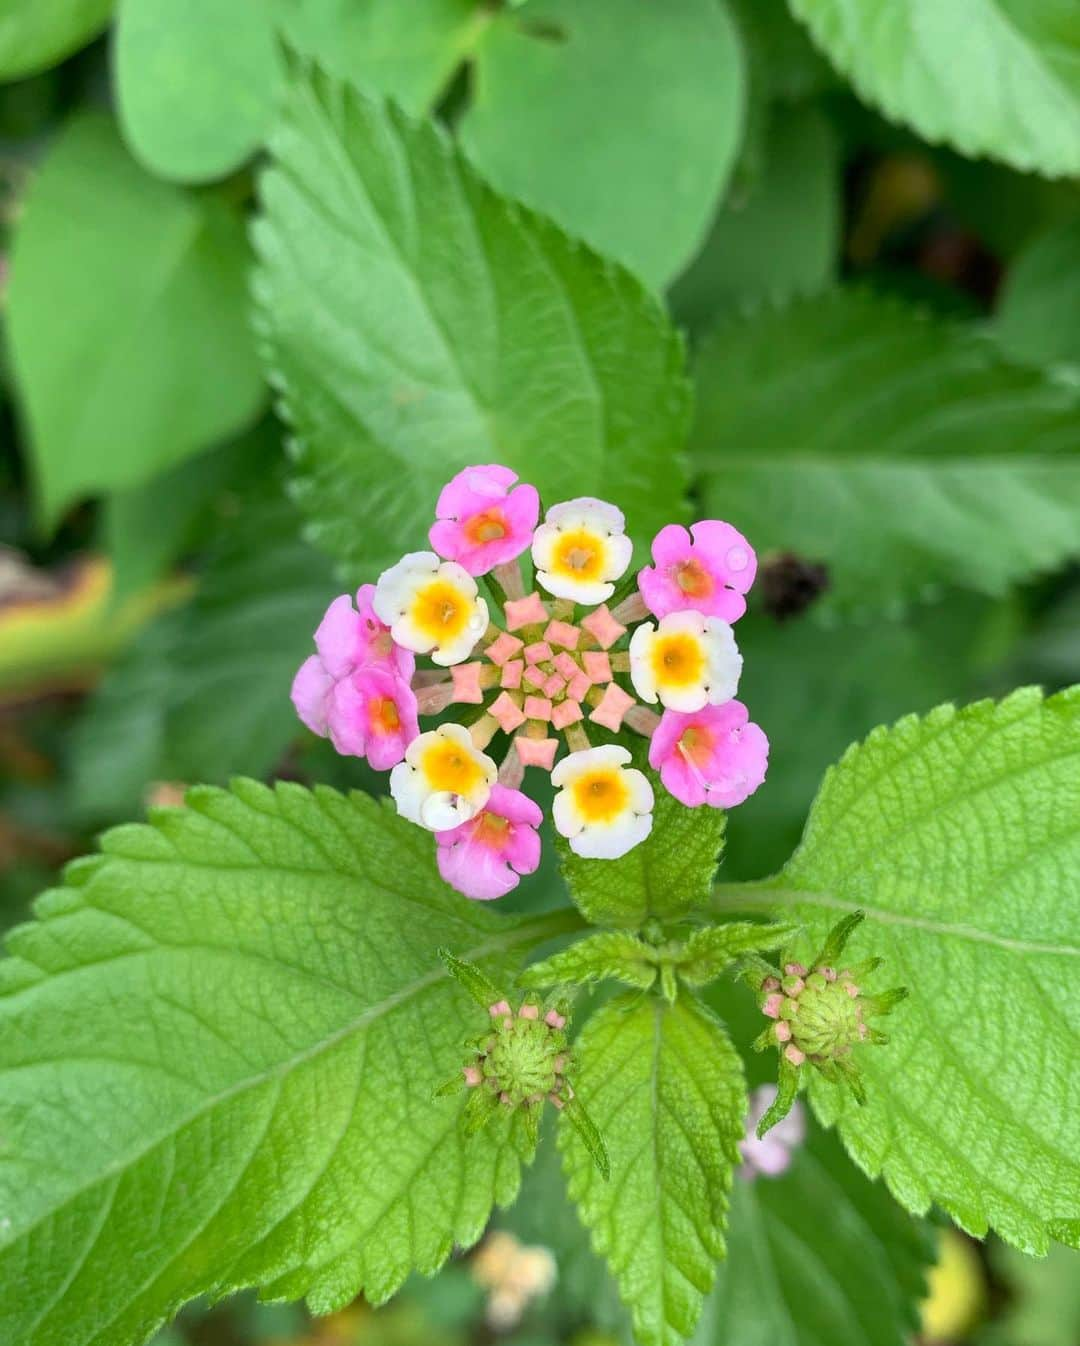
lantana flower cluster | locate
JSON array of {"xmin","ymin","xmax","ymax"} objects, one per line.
[{"xmin": 293, "ymin": 465, "xmax": 768, "ymax": 900}]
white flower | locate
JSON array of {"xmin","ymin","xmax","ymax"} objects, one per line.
[
  {"xmin": 373, "ymin": 551, "xmax": 488, "ymax": 666},
  {"xmin": 531, "ymin": 497, "xmax": 633, "ymax": 604},
  {"xmin": 628, "ymin": 609, "xmax": 741, "ymax": 712},
  {"xmin": 551, "ymin": 745, "xmax": 653, "ymax": 859},
  {"xmin": 390, "ymin": 724, "xmax": 496, "ymax": 831}
]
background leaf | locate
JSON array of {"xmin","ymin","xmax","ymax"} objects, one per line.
[
  {"xmin": 69, "ymin": 474, "xmax": 335, "ymax": 817},
  {"xmin": 115, "ymin": 0, "xmax": 283, "ymax": 182},
  {"xmin": 8, "ymin": 112, "xmax": 265, "ymax": 525},
  {"xmin": 561, "ymin": 992, "xmax": 746, "ymax": 1346},
  {"xmin": 557, "ymin": 768, "xmax": 726, "ymax": 929},
  {"xmin": 741, "ymin": 688, "xmax": 1080, "ymax": 1253},
  {"xmin": 0, "ymin": 780, "xmax": 579, "ymax": 1345},
  {"xmin": 460, "ymin": 0, "xmax": 745, "ymax": 289},
  {"xmin": 695, "ymin": 1123, "xmax": 931, "ymax": 1346},
  {"xmin": 669, "ymin": 103, "xmax": 839, "ymax": 331},
  {"xmin": 994, "ymin": 217, "xmax": 1080, "ymax": 369},
  {"xmin": 788, "ymin": 0, "xmax": 1080, "ymax": 178},
  {"xmin": 254, "ymin": 73, "xmax": 691, "ymax": 581},
  {"xmin": 0, "ymin": 0, "xmax": 111, "ymax": 81},
  {"xmin": 692, "ymin": 289, "xmax": 1080, "ymax": 615}
]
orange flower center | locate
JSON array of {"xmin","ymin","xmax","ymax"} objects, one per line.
[
  {"xmin": 465, "ymin": 509, "xmax": 508, "ymax": 544},
  {"xmin": 678, "ymin": 725, "xmax": 713, "ymax": 768},
  {"xmin": 370, "ymin": 696, "xmax": 400, "ymax": 734},
  {"xmin": 674, "ymin": 558, "xmax": 713, "ymax": 599}
]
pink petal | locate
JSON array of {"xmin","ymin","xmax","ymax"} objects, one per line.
[
  {"xmin": 291, "ymin": 656, "xmax": 333, "ymax": 736},
  {"xmin": 314, "ymin": 594, "xmax": 362, "ymax": 678}
]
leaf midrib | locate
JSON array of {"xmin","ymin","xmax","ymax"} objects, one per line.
[{"xmin": 0, "ymin": 907, "xmax": 578, "ymax": 1255}]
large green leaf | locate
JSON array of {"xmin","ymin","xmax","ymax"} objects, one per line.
[
  {"xmin": 459, "ymin": 0, "xmax": 745, "ymax": 289},
  {"xmin": 0, "ymin": 780, "xmax": 581, "ymax": 1345},
  {"xmin": 254, "ymin": 72, "xmax": 691, "ymax": 582},
  {"xmin": 696, "ymin": 1122, "xmax": 931, "ymax": 1346},
  {"xmin": 70, "ymin": 478, "xmax": 335, "ymax": 818},
  {"xmin": 726, "ymin": 688, "xmax": 1080, "ymax": 1253},
  {"xmin": 561, "ymin": 992, "xmax": 746, "ymax": 1346},
  {"xmin": 692, "ymin": 290, "xmax": 1080, "ymax": 614},
  {"xmin": 669, "ymin": 103, "xmax": 839, "ymax": 330},
  {"xmin": 557, "ymin": 768, "xmax": 726, "ymax": 929},
  {"xmin": 788, "ymin": 0, "xmax": 1080, "ymax": 178},
  {"xmin": 995, "ymin": 218, "xmax": 1080, "ymax": 369},
  {"xmin": 7, "ymin": 113, "xmax": 265, "ymax": 526},
  {"xmin": 0, "ymin": 0, "xmax": 112, "ymax": 80},
  {"xmin": 115, "ymin": 0, "xmax": 480, "ymax": 182}
]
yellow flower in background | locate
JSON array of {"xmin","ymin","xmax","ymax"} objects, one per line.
[{"xmin": 920, "ymin": 1229, "xmax": 987, "ymax": 1342}]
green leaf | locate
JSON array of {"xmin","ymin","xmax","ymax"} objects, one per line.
[
  {"xmin": 115, "ymin": 0, "xmax": 480, "ymax": 182},
  {"xmin": 0, "ymin": 780, "xmax": 581, "ymax": 1345},
  {"xmin": 8, "ymin": 113, "xmax": 265, "ymax": 526},
  {"xmin": 788, "ymin": 0, "xmax": 1080, "ymax": 178},
  {"xmin": 676, "ymin": 921, "xmax": 796, "ymax": 987},
  {"xmin": 694, "ymin": 1120, "xmax": 932, "ymax": 1346},
  {"xmin": 557, "ymin": 769, "xmax": 726, "ymax": 928},
  {"xmin": 254, "ymin": 71, "xmax": 691, "ymax": 581},
  {"xmin": 0, "ymin": 0, "xmax": 112, "ymax": 81},
  {"xmin": 748, "ymin": 688, "xmax": 1080, "ymax": 1253},
  {"xmin": 988, "ymin": 1240, "xmax": 1080, "ymax": 1346},
  {"xmin": 115, "ymin": 0, "xmax": 282, "ymax": 182},
  {"xmin": 995, "ymin": 217, "xmax": 1080, "ymax": 369},
  {"xmin": 459, "ymin": 0, "xmax": 745, "ymax": 289},
  {"xmin": 692, "ymin": 290, "xmax": 1080, "ymax": 615},
  {"xmin": 669, "ymin": 103, "xmax": 839, "ymax": 330},
  {"xmin": 70, "ymin": 476, "xmax": 335, "ymax": 817},
  {"xmin": 560, "ymin": 992, "xmax": 746, "ymax": 1346},
  {"xmin": 726, "ymin": 0, "xmax": 835, "ymax": 104},
  {"xmin": 520, "ymin": 929, "xmax": 659, "ymax": 990}
]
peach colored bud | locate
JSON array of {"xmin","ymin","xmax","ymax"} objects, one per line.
[
  {"xmin": 785, "ymin": 962, "xmax": 807, "ymax": 977},
  {"xmin": 518, "ymin": 1003, "xmax": 540, "ymax": 1020},
  {"xmin": 546, "ymin": 1010, "xmax": 566, "ymax": 1029},
  {"xmin": 463, "ymin": 1065, "xmax": 482, "ymax": 1086},
  {"xmin": 762, "ymin": 993, "xmax": 784, "ymax": 1019},
  {"xmin": 762, "ymin": 976, "xmax": 781, "ymax": 992},
  {"xmin": 774, "ymin": 1021, "xmax": 792, "ymax": 1042},
  {"xmin": 549, "ymin": 1093, "xmax": 565, "ymax": 1110},
  {"xmin": 489, "ymin": 1000, "xmax": 511, "ymax": 1017},
  {"xmin": 820, "ymin": 966, "xmax": 837, "ymax": 981},
  {"xmin": 784, "ymin": 1044, "xmax": 806, "ymax": 1066},
  {"xmin": 845, "ymin": 983, "xmax": 860, "ymax": 998}
]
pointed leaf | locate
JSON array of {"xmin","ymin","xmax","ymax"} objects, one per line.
[
  {"xmin": 519, "ymin": 930, "xmax": 657, "ymax": 990},
  {"xmin": 560, "ymin": 992, "xmax": 746, "ymax": 1346},
  {"xmin": 254, "ymin": 71, "xmax": 691, "ymax": 581},
  {"xmin": 676, "ymin": 921, "xmax": 797, "ymax": 987},
  {"xmin": 0, "ymin": 781, "xmax": 581, "ymax": 1345}
]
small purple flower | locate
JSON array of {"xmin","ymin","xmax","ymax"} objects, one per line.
[
  {"xmin": 739, "ymin": 1085, "xmax": 805, "ymax": 1179},
  {"xmin": 435, "ymin": 784, "xmax": 543, "ymax": 900},
  {"xmin": 638, "ymin": 521, "xmax": 756, "ymax": 624}
]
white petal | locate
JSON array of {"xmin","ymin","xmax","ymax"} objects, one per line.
[
  {"xmin": 604, "ymin": 531, "xmax": 634, "ymax": 581},
  {"xmin": 551, "ymin": 790, "xmax": 584, "ymax": 838},
  {"xmin": 658, "ymin": 682, "xmax": 709, "ymax": 713},
  {"xmin": 624, "ymin": 768, "xmax": 655, "ymax": 814},
  {"xmin": 373, "ymin": 551, "xmax": 440, "ymax": 624},
  {"xmin": 570, "ymin": 811, "xmax": 652, "ymax": 860},
  {"xmin": 546, "ymin": 497, "xmax": 626, "ymax": 534},
  {"xmin": 703, "ymin": 618, "xmax": 742, "ymax": 703},
  {"xmin": 389, "ymin": 763, "xmax": 425, "ymax": 825},
  {"xmin": 535, "ymin": 569, "xmax": 614, "ymax": 605},
  {"xmin": 628, "ymin": 622, "xmax": 658, "ymax": 703},
  {"xmin": 421, "ymin": 791, "xmax": 479, "ymax": 831},
  {"xmin": 551, "ymin": 743, "xmax": 631, "ymax": 786}
]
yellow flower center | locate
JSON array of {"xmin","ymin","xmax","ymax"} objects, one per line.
[
  {"xmin": 420, "ymin": 738, "xmax": 485, "ymax": 795},
  {"xmin": 550, "ymin": 529, "xmax": 605, "ymax": 581},
  {"xmin": 678, "ymin": 725, "xmax": 713, "ymax": 767},
  {"xmin": 651, "ymin": 632, "xmax": 705, "ymax": 688},
  {"xmin": 571, "ymin": 768, "xmax": 630, "ymax": 824},
  {"xmin": 473, "ymin": 811, "xmax": 511, "ymax": 846},
  {"xmin": 674, "ymin": 558, "xmax": 713, "ymax": 600},
  {"xmin": 410, "ymin": 579, "xmax": 471, "ymax": 642},
  {"xmin": 370, "ymin": 696, "xmax": 400, "ymax": 734},
  {"xmin": 464, "ymin": 509, "xmax": 508, "ymax": 544}
]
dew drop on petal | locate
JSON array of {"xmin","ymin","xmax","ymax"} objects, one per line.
[{"xmin": 726, "ymin": 546, "xmax": 749, "ymax": 572}]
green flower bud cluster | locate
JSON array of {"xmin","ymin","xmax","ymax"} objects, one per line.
[
  {"xmin": 436, "ymin": 948, "xmax": 610, "ymax": 1177},
  {"xmin": 745, "ymin": 911, "xmax": 907, "ymax": 1136}
]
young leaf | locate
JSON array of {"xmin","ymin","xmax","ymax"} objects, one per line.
[
  {"xmin": 0, "ymin": 0, "xmax": 112, "ymax": 80},
  {"xmin": 560, "ymin": 992, "xmax": 747, "ymax": 1346},
  {"xmin": 788, "ymin": 0, "xmax": 1080, "ymax": 178},
  {"xmin": 0, "ymin": 781, "xmax": 582, "ymax": 1345},
  {"xmin": 745, "ymin": 687, "xmax": 1080, "ymax": 1254},
  {"xmin": 254, "ymin": 70, "xmax": 691, "ymax": 582},
  {"xmin": 692, "ymin": 290, "xmax": 1080, "ymax": 614},
  {"xmin": 519, "ymin": 929, "xmax": 658, "ymax": 990},
  {"xmin": 557, "ymin": 770, "xmax": 726, "ymax": 928},
  {"xmin": 459, "ymin": 0, "xmax": 745, "ymax": 289},
  {"xmin": 676, "ymin": 921, "xmax": 797, "ymax": 987},
  {"xmin": 7, "ymin": 113, "xmax": 265, "ymax": 527},
  {"xmin": 695, "ymin": 1121, "xmax": 932, "ymax": 1346}
]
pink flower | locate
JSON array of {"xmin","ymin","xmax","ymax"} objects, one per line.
[
  {"xmin": 435, "ymin": 784, "xmax": 542, "ymax": 900},
  {"xmin": 429, "ymin": 465, "xmax": 540, "ymax": 576},
  {"xmin": 295, "ymin": 663, "xmax": 419, "ymax": 767},
  {"xmin": 648, "ymin": 701, "xmax": 768, "ymax": 809},
  {"xmin": 739, "ymin": 1085, "xmax": 805, "ymax": 1179},
  {"xmin": 637, "ymin": 521, "xmax": 757, "ymax": 623},
  {"xmin": 292, "ymin": 587, "xmax": 417, "ymax": 761}
]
